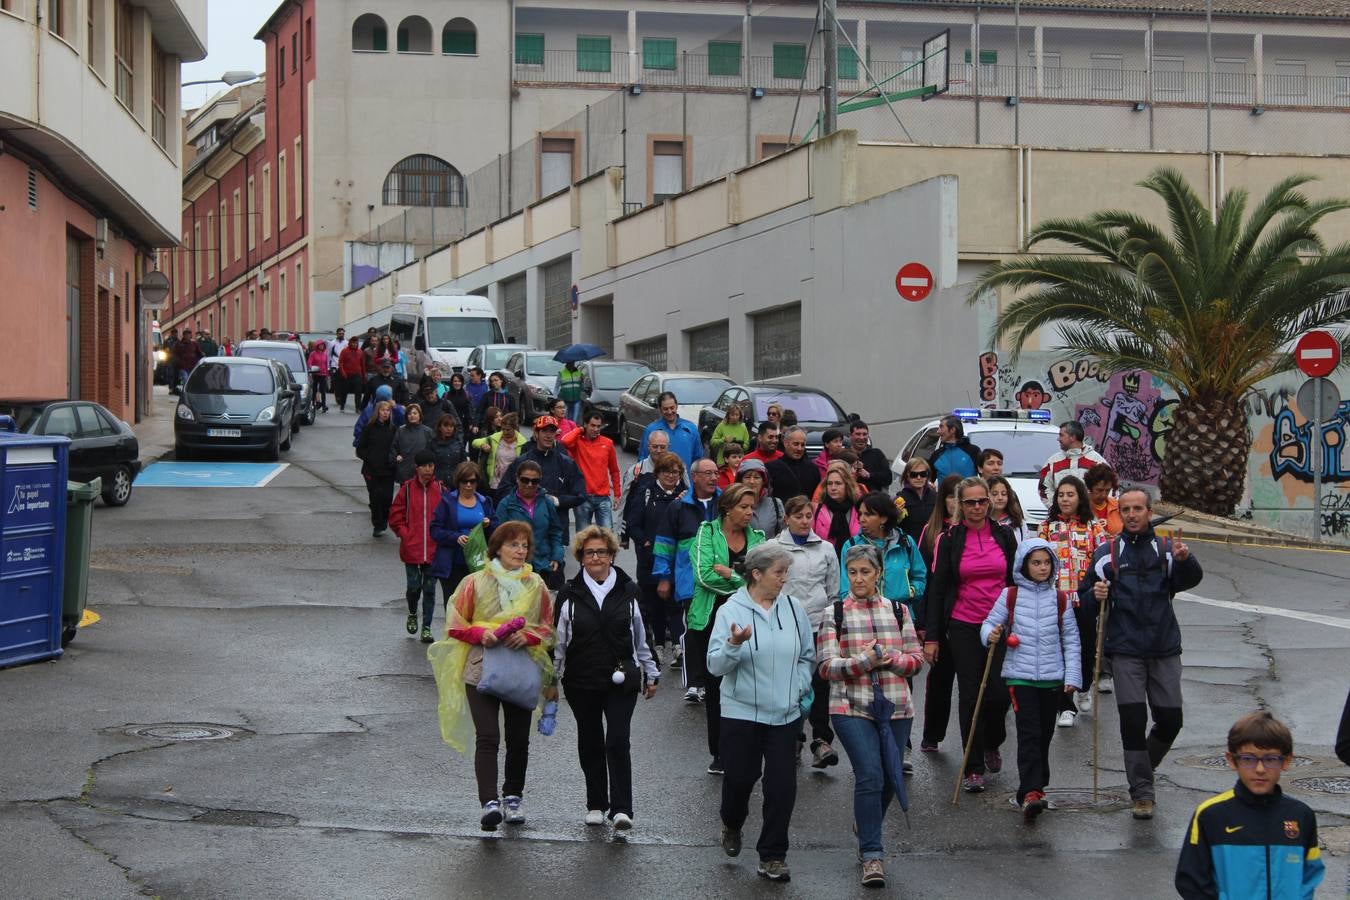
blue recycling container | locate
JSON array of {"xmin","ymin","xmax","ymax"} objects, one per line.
[{"xmin": 0, "ymin": 416, "xmax": 70, "ymax": 668}]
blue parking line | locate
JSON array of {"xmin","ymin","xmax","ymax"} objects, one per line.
[{"xmin": 136, "ymin": 462, "xmax": 288, "ymax": 488}]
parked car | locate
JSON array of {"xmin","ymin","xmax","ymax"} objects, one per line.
[
  {"xmin": 173, "ymin": 357, "xmax": 297, "ymax": 461},
  {"xmin": 0, "ymin": 399, "xmax": 141, "ymax": 506},
  {"xmin": 617, "ymin": 371, "xmax": 735, "ymax": 452},
  {"xmin": 579, "ymin": 359, "xmax": 654, "ymax": 437},
  {"xmin": 464, "ymin": 343, "xmax": 533, "ymax": 379},
  {"xmin": 235, "ymin": 339, "xmax": 315, "ymax": 428},
  {"xmin": 699, "ymin": 383, "xmax": 854, "ymax": 456},
  {"xmin": 503, "ymin": 351, "xmax": 565, "ymax": 420},
  {"xmin": 891, "ymin": 407, "xmax": 1060, "ymax": 523}
]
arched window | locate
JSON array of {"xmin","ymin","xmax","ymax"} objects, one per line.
[
  {"xmin": 396, "ymin": 16, "xmax": 432, "ymax": 54},
  {"xmin": 351, "ymin": 14, "xmax": 387, "ymax": 52},
  {"xmin": 442, "ymin": 18, "xmax": 477, "ymax": 55},
  {"xmin": 383, "ymin": 155, "xmax": 467, "ymax": 207}
]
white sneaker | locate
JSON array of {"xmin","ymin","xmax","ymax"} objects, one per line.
[
  {"xmin": 683, "ymin": 687, "xmax": 701, "ymax": 704},
  {"xmin": 584, "ymin": 809, "xmax": 606, "ymax": 826},
  {"xmin": 1098, "ymin": 674, "xmax": 1114, "ymax": 695},
  {"xmin": 1076, "ymin": 691, "xmax": 1094, "ymax": 714},
  {"xmin": 1057, "ymin": 710, "xmax": 1077, "ymax": 728},
  {"xmin": 697, "ymin": 687, "xmax": 707, "ymax": 702},
  {"xmin": 611, "ymin": 812, "xmax": 632, "ymax": 831}
]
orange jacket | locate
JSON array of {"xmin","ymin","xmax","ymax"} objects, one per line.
[
  {"xmin": 561, "ymin": 429, "xmax": 621, "ymax": 498},
  {"xmin": 1093, "ymin": 497, "xmax": 1124, "ymax": 536}
]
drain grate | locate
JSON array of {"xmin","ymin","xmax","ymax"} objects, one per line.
[
  {"xmin": 1031, "ymin": 788, "xmax": 1130, "ymax": 811},
  {"xmin": 124, "ymin": 724, "xmax": 250, "ymax": 742},
  {"xmin": 1293, "ymin": 776, "xmax": 1350, "ymax": 795}
]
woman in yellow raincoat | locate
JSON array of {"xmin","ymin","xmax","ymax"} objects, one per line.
[{"xmin": 428, "ymin": 519, "xmax": 554, "ymax": 832}]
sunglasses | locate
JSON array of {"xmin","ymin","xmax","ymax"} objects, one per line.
[
  {"xmin": 961, "ymin": 498, "xmax": 990, "ymax": 506},
  {"xmin": 909, "ymin": 470, "xmax": 930, "ymax": 478},
  {"xmin": 518, "ymin": 477, "xmax": 541, "ymax": 485},
  {"xmin": 460, "ymin": 477, "xmax": 478, "ymax": 485}
]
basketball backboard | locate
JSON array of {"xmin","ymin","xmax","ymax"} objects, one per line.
[{"xmin": 922, "ymin": 29, "xmax": 950, "ymax": 100}]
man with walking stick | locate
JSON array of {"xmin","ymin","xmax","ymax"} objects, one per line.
[{"xmin": 1079, "ymin": 489, "xmax": 1202, "ymax": 820}]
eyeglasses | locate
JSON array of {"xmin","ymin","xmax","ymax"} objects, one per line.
[
  {"xmin": 1233, "ymin": 753, "xmax": 1285, "ymax": 769},
  {"xmin": 909, "ymin": 470, "xmax": 931, "ymax": 478},
  {"xmin": 503, "ymin": 541, "xmax": 530, "ymax": 551},
  {"xmin": 694, "ymin": 469, "xmax": 718, "ymax": 477},
  {"xmin": 581, "ymin": 548, "xmax": 613, "ymax": 559},
  {"xmin": 518, "ymin": 477, "xmax": 541, "ymax": 485},
  {"xmin": 459, "ymin": 478, "xmax": 478, "ymax": 485},
  {"xmin": 961, "ymin": 498, "xmax": 991, "ymax": 506}
]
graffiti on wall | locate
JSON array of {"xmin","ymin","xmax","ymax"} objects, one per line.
[
  {"xmin": 1047, "ymin": 357, "xmax": 1111, "ymax": 393},
  {"xmin": 1269, "ymin": 400, "xmax": 1350, "ymax": 485},
  {"xmin": 1074, "ymin": 372, "xmax": 1174, "ymax": 485},
  {"xmin": 977, "ymin": 350, "xmax": 1052, "ymax": 409}
]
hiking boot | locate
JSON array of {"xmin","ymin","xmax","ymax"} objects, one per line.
[
  {"xmin": 720, "ymin": 825, "xmax": 742, "ymax": 857},
  {"xmin": 480, "ymin": 800, "xmax": 503, "ymax": 831},
  {"xmin": 984, "ymin": 750, "xmax": 1003, "ymax": 774},
  {"xmin": 503, "ymin": 795, "xmax": 525, "ymax": 824},
  {"xmin": 420, "ymin": 626, "xmax": 434, "ymax": 644},
  {"xmin": 1132, "ymin": 799, "xmax": 1155, "ymax": 820},
  {"xmin": 810, "ymin": 740, "xmax": 838, "ymax": 769},
  {"xmin": 1057, "ymin": 710, "xmax": 1077, "ymax": 728},
  {"xmin": 1098, "ymin": 674, "xmax": 1114, "ymax": 694},
  {"xmin": 405, "ymin": 614, "xmax": 417, "ymax": 635},
  {"xmin": 707, "ymin": 756, "xmax": 724, "ymax": 775},
  {"xmin": 757, "ymin": 860, "xmax": 791, "ymax": 882},
  {"xmin": 962, "ymin": 772, "xmax": 985, "ymax": 793},
  {"xmin": 861, "ymin": 858, "xmax": 886, "ymax": 888},
  {"xmin": 1022, "ymin": 790, "xmax": 1047, "ymax": 821}
]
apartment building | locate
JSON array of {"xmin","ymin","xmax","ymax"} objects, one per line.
[{"xmin": 0, "ymin": 0, "xmax": 205, "ymax": 421}]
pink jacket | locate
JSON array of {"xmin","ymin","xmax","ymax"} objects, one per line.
[
  {"xmin": 307, "ymin": 347, "xmax": 329, "ymax": 373},
  {"xmin": 812, "ymin": 503, "xmax": 860, "ymax": 551}
]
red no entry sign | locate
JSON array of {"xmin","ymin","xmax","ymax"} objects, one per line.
[
  {"xmin": 896, "ymin": 262, "xmax": 933, "ymax": 302},
  {"xmin": 1295, "ymin": 330, "xmax": 1341, "ymax": 378}
]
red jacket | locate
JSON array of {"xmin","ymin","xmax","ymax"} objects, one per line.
[
  {"xmin": 389, "ymin": 476, "xmax": 443, "ymax": 564},
  {"xmin": 560, "ymin": 429, "xmax": 621, "ymax": 498},
  {"xmin": 338, "ymin": 345, "xmax": 366, "ymax": 379}
]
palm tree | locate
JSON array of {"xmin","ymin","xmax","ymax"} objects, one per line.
[{"xmin": 975, "ymin": 167, "xmax": 1350, "ymax": 516}]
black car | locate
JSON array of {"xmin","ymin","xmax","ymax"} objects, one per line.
[
  {"xmin": 0, "ymin": 400, "xmax": 141, "ymax": 506},
  {"xmin": 503, "ymin": 351, "xmax": 565, "ymax": 420},
  {"xmin": 173, "ymin": 357, "xmax": 296, "ymax": 461},
  {"xmin": 579, "ymin": 359, "xmax": 653, "ymax": 437},
  {"xmin": 698, "ymin": 383, "xmax": 853, "ymax": 455}
]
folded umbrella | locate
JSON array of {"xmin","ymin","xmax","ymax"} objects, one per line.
[
  {"xmin": 868, "ymin": 672, "xmax": 909, "ymax": 815},
  {"xmin": 552, "ymin": 343, "xmax": 607, "ymax": 364}
]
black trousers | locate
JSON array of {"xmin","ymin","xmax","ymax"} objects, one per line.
[
  {"xmin": 438, "ymin": 563, "xmax": 471, "ymax": 608},
  {"xmin": 922, "ymin": 633, "xmax": 957, "ymax": 745},
  {"xmin": 1012, "ymin": 685, "xmax": 1059, "ymax": 802},
  {"xmin": 565, "ymin": 687, "xmax": 639, "ymax": 817},
  {"xmin": 365, "ymin": 473, "xmax": 395, "ymax": 530},
  {"xmin": 464, "ymin": 683, "xmax": 533, "ymax": 804},
  {"xmin": 719, "ymin": 717, "xmax": 800, "ymax": 863},
  {"xmin": 638, "ymin": 583, "xmax": 671, "ymax": 647},
  {"xmin": 799, "ymin": 646, "xmax": 834, "ymax": 746},
  {"xmin": 689, "ymin": 595, "xmax": 729, "ymax": 758},
  {"xmin": 947, "ymin": 620, "xmax": 1010, "ymax": 775}
]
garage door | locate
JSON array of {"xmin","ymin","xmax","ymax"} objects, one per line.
[{"xmin": 542, "ymin": 258, "xmax": 572, "ymax": 350}]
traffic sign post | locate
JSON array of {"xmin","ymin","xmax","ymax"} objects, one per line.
[
  {"xmin": 896, "ymin": 262, "xmax": 933, "ymax": 302},
  {"xmin": 1294, "ymin": 331, "xmax": 1342, "ymax": 539}
]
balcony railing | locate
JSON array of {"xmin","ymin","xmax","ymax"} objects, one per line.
[{"xmin": 514, "ymin": 50, "xmax": 1350, "ymax": 110}]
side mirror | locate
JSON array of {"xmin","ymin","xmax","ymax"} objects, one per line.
[{"xmin": 514, "ymin": 370, "xmax": 524, "ymax": 379}]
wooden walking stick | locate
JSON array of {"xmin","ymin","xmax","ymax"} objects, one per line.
[
  {"xmin": 952, "ymin": 638, "xmax": 1000, "ymax": 806},
  {"xmin": 1091, "ymin": 595, "xmax": 1109, "ymax": 802}
]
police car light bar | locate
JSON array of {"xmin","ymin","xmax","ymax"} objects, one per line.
[
  {"xmin": 1027, "ymin": 409, "xmax": 1052, "ymax": 422},
  {"xmin": 951, "ymin": 407, "xmax": 1053, "ymax": 423},
  {"xmin": 952, "ymin": 408, "xmax": 983, "ymax": 422}
]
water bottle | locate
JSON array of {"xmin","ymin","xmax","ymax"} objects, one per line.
[{"xmin": 538, "ymin": 700, "xmax": 557, "ymax": 736}]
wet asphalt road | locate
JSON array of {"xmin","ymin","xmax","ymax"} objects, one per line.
[{"xmin": 2, "ymin": 406, "xmax": 1348, "ymax": 899}]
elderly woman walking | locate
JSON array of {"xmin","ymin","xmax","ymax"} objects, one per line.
[{"xmin": 707, "ymin": 542, "xmax": 815, "ymax": 883}]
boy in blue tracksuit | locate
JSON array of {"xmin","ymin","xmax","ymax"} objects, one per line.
[
  {"xmin": 981, "ymin": 538, "xmax": 1081, "ymax": 820},
  {"xmin": 1175, "ymin": 710, "xmax": 1323, "ymax": 900}
]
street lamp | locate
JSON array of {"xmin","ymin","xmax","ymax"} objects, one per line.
[{"xmin": 181, "ymin": 70, "xmax": 259, "ymax": 88}]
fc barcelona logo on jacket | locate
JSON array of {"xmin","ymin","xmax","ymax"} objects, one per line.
[{"xmin": 1283, "ymin": 819, "xmax": 1300, "ymax": 839}]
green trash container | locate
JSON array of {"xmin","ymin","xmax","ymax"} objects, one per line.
[{"xmin": 62, "ymin": 478, "xmax": 100, "ymax": 647}]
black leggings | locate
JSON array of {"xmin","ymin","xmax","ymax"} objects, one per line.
[
  {"xmin": 922, "ymin": 633, "xmax": 957, "ymax": 745},
  {"xmin": 948, "ymin": 620, "xmax": 1010, "ymax": 775}
]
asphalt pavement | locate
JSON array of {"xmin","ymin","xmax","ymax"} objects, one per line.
[{"xmin": 1, "ymin": 391, "xmax": 1347, "ymax": 899}]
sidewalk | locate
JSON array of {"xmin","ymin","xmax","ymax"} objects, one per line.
[
  {"xmin": 1154, "ymin": 501, "xmax": 1343, "ymax": 551},
  {"xmin": 132, "ymin": 385, "xmax": 178, "ymax": 465}
]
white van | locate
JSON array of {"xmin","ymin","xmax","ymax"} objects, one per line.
[{"xmin": 385, "ymin": 293, "xmax": 505, "ymax": 375}]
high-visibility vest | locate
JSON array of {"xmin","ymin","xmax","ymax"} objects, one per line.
[{"xmin": 558, "ymin": 367, "xmax": 584, "ymax": 402}]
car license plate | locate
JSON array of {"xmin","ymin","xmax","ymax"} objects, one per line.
[{"xmin": 206, "ymin": 428, "xmax": 242, "ymax": 438}]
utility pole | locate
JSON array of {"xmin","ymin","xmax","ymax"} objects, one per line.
[
  {"xmin": 821, "ymin": 0, "xmax": 838, "ymax": 135},
  {"xmin": 1205, "ymin": 0, "xmax": 1213, "ymax": 153}
]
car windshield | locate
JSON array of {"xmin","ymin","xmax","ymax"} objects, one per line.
[
  {"xmin": 526, "ymin": 355, "xmax": 564, "ymax": 377},
  {"xmin": 593, "ymin": 364, "xmax": 651, "ymax": 390},
  {"xmin": 238, "ymin": 346, "xmax": 304, "ymax": 373},
  {"xmin": 972, "ymin": 429, "xmax": 1062, "ymax": 478},
  {"xmin": 427, "ymin": 317, "xmax": 504, "ymax": 349},
  {"xmin": 753, "ymin": 391, "xmax": 845, "ymax": 423},
  {"xmin": 483, "ymin": 348, "xmax": 520, "ymax": 369},
  {"xmin": 664, "ymin": 378, "xmax": 735, "ymax": 404},
  {"xmin": 187, "ymin": 363, "xmax": 275, "ymax": 395}
]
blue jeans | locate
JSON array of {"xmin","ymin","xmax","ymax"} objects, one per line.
[
  {"xmin": 831, "ymin": 714, "xmax": 913, "ymax": 861},
  {"xmin": 573, "ymin": 495, "xmax": 613, "ymax": 532},
  {"xmin": 566, "ymin": 400, "xmax": 584, "ymax": 424}
]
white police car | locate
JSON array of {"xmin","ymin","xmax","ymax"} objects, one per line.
[{"xmin": 891, "ymin": 408, "xmax": 1061, "ymax": 523}]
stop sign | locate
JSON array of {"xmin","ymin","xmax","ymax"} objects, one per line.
[
  {"xmin": 1294, "ymin": 330, "xmax": 1341, "ymax": 378},
  {"xmin": 895, "ymin": 262, "xmax": 933, "ymax": 302}
]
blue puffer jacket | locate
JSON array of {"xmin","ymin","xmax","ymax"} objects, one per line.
[{"xmin": 980, "ymin": 538, "xmax": 1083, "ymax": 687}]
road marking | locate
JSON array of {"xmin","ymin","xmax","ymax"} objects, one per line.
[
  {"xmin": 137, "ymin": 462, "xmax": 289, "ymax": 488},
  {"xmin": 1176, "ymin": 592, "xmax": 1350, "ymax": 631}
]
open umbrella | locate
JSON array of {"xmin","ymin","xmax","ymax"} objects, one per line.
[
  {"xmin": 868, "ymin": 672, "xmax": 909, "ymax": 816},
  {"xmin": 552, "ymin": 343, "xmax": 607, "ymax": 364}
]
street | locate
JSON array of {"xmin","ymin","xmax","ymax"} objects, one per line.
[{"xmin": 2, "ymin": 399, "xmax": 1348, "ymax": 900}]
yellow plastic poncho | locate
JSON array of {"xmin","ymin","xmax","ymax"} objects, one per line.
[{"xmin": 426, "ymin": 560, "xmax": 555, "ymax": 754}]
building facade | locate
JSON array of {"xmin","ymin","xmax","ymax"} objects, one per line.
[{"xmin": 0, "ymin": 0, "xmax": 205, "ymax": 421}]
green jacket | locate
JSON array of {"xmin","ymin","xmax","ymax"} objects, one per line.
[
  {"xmin": 470, "ymin": 430, "xmax": 525, "ymax": 489},
  {"xmin": 709, "ymin": 421, "xmax": 750, "ymax": 466},
  {"xmin": 689, "ymin": 519, "xmax": 765, "ymax": 631}
]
